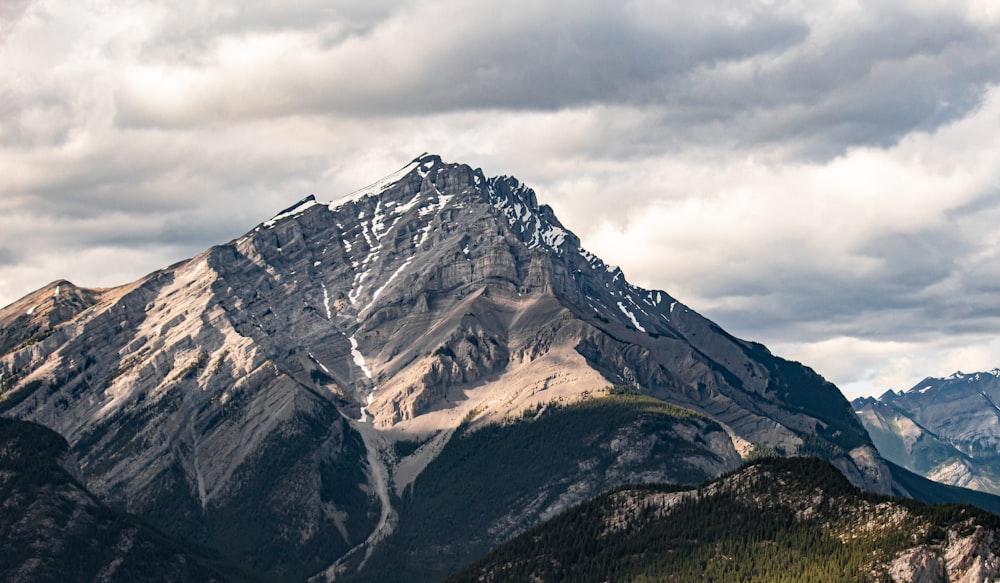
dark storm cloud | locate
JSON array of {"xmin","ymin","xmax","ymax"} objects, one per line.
[
  {"xmin": 352, "ymin": 7, "xmax": 808, "ymax": 111},
  {"xmin": 113, "ymin": 1, "xmax": 810, "ymax": 126},
  {"xmin": 136, "ymin": 0, "xmax": 399, "ymax": 66},
  {"xmin": 0, "ymin": 80, "xmax": 79, "ymax": 149},
  {"xmin": 112, "ymin": 0, "xmax": 1000, "ymax": 161},
  {"xmin": 694, "ymin": 204, "xmax": 1000, "ymax": 343},
  {"xmin": 22, "ymin": 137, "xmax": 326, "ymax": 221},
  {"xmin": 0, "ymin": 0, "xmax": 32, "ymax": 42},
  {"xmin": 0, "ymin": 248, "xmax": 17, "ymax": 267}
]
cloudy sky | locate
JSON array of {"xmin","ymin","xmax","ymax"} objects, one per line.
[{"xmin": 2, "ymin": 0, "xmax": 999, "ymax": 398}]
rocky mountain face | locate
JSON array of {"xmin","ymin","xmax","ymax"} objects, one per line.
[
  {"xmin": 854, "ymin": 370, "xmax": 1000, "ymax": 495},
  {"xmin": 1, "ymin": 154, "xmax": 894, "ymax": 580},
  {"xmin": 448, "ymin": 457, "xmax": 1000, "ymax": 583},
  {"xmin": 0, "ymin": 417, "xmax": 248, "ymax": 582}
]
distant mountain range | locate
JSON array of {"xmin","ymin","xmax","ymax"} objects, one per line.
[
  {"xmin": 2, "ymin": 154, "xmax": 998, "ymax": 582},
  {"xmin": 854, "ymin": 370, "xmax": 1000, "ymax": 495}
]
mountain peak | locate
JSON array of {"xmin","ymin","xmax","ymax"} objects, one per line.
[
  {"xmin": 0, "ymin": 155, "xmax": 898, "ymax": 580},
  {"xmin": 331, "ymin": 153, "xmax": 454, "ymax": 207},
  {"xmin": 263, "ymin": 195, "xmax": 319, "ymax": 227},
  {"xmin": 231, "ymin": 157, "xmax": 883, "ymax": 481},
  {"xmin": 0, "ymin": 278, "xmax": 103, "ymax": 355},
  {"xmin": 900, "ymin": 369, "xmax": 1000, "ymax": 395},
  {"xmin": 856, "ymin": 366, "xmax": 1000, "ymax": 496},
  {"xmin": 412, "ymin": 152, "xmax": 443, "ymax": 165}
]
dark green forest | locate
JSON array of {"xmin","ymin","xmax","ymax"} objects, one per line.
[{"xmin": 447, "ymin": 457, "xmax": 1000, "ymax": 583}]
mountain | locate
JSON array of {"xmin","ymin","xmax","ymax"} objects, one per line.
[
  {"xmin": 0, "ymin": 416, "xmax": 251, "ymax": 582},
  {"xmin": 1, "ymin": 154, "xmax": 893, "ymax": 580},
  {"xmin": 854, "ymin": 370, "xmax": 1000, "ymax": 495},
  {"xmin": 448, "ymin": 457, "xmax": 1000, "ymax": 583}
]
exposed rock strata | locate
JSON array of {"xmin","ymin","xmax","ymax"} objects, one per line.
[{"xmin": 0, "ymin": 154, "xmax": 893, "ymax": 578}]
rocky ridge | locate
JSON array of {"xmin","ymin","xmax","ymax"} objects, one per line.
[
  {"xmin": 448, "ymin": 457, "xmax": 1000, "ymax": 583},
  {"xmin": 854, "ymin": 370, "xmax": 1000, "ymax": 495},
  {"xmin": 1, "ymin": 154, "xmax": 893, "ymax": 579}
]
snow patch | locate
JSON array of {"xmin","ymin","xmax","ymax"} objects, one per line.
[
  {"xmin": 489, "ymin": 182, "xmax": 568, "ymax": 253},
  {"xmin": 349, "ymin": 215, "xmax": 389, "ymax": 305},
  {"xmin": 359, "ymin": 257, "xmax": 414, "ymax": 316},
  {"xmin": 322, "ymin": 283, "xmax": 333, "ymax": 320},
  {"xmin": 392, "ymin": 192, "xmax": 423, "ymax": 215},
  {"xmin": 414, "ymin": 193, "xmax": 454, "ymax": 246},
  {"xmin": 349, "ymin": 336, "xmax": 372, "ymax": 379},
  {"xmin": 334, "ymin": 158, "xmax": 422, "ymax": 205},
  {"xmin": 309, "ymin": 353, "xmax": 332, "ymax": 375},
  {"xmin": 350, "ymin": 335, "xmax": 377, "ymax": 423},
  {"xmin": 539, "ymin": 225, "xmax": 567, "ymax": 250},
  {"xmin": 264, "ymin": 197, "xmax": 319, "ymax": 228},
  {"xmin": 617, "ymin": 302, "xmax": 646, "ymax": 333},
  {"xmin": 370, "ymin": 200, "xmax": 388, "ymax": 239},
  {"xmin": 417, "ymin": 157, "xmax": 435, "ymax": 177}
]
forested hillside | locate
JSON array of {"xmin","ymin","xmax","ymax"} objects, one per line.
[{"xmin": 448, "ymin": 457, "xmax": 1000, "ymax": 583}]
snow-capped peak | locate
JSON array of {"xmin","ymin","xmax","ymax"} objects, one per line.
[
  {"xmin": 486, "ymin": 176, "xmax": 571, "ymax": 254},
  {"xmin": 258, "ymin": 155, "xmax": 445, "ymax": 231},
  {"xmin": 334, "ymin": 153, "xmax": 440, "ymax": 206},
  {"xmin": 263, "ymin": 195, "xmax": 320, "ymax": 228}
]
